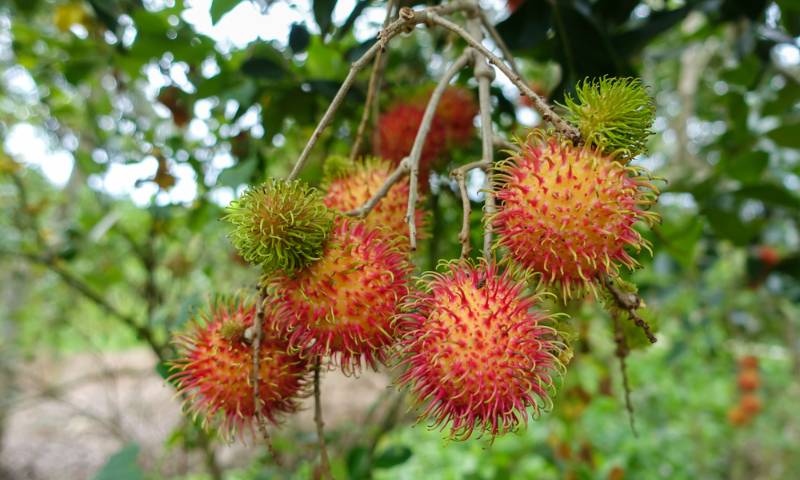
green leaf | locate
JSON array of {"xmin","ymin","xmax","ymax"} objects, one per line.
[
  {"xmin": 93, "ymin": 444, "xmax": 143, "ymax": 480},
  {"xmin": 210, "ymin": 0, "xmax": 240, "ymax": 25},
  {"xmin": 313, "ymin": 0, "xmax": 337, "ymax": 37},
  {"xmin": 346, "ymin": 445, "xmax": 370, "ymax": 479},
  {"xmin": 718, "ymin": 150, "xmax": 768, "ymax": 183},
  {"xmin": 733, "ymin": 184, "xmax": 800, "ymax": 210},
  {"xmin": 217, "ymin": 159, "xmax": 258, "ymax": 187},
  {"xmin": 766, "ymin": 121, "xmax": 800, "ymax": 149},
  {"xmin": 373, "ymin": 445, "xmax": 413, "ymax": 469}
]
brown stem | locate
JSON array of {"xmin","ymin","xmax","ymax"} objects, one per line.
[
  {"xmin": 450, "ymin": 160, "xmax": 491, "ymax": 259},
  {"xmin": 345, "ymin": 158, "xmax": 409, "ymax": 218},
  {"xmin": 612, "ymin": 312, "xmax": 638, "ymax": 437},
  {"xmin": 248, "ymin": 294, "xmax": 281, "ymax": 464},
  {"xmin": 350, "ymin": 0, "xmax": 395, "ymax": 161},
  {"xmin": 405, "ymin": 51, "xmax": 473, "ymax": 250},
  {"xmin": 603, "ymin": 276, "xmax": 657, "ymax": 344},
  {"xmin": 314, "ymin": 359, "xmax": 333, "ymax": 479}
]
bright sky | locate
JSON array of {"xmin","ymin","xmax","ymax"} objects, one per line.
[{"xmin": 4, "ymin": 0, "xmax": 800, "ymax": 206}]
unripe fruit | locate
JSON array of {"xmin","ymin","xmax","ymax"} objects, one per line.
[
  {"xmin": 740, "ymin": 393, "xmax": 762, "ymax": 415},
  {"xmin": 323, "ymin": 157, "xmax": 426, "ymax": 245},
  {"xmin": 563, "ymin": 77, "xmax": 655, "ymax": 162},
  {"xmin": 224, "ymin": 178, "xmax": 334, "ymax": 274},
  {"xmin": 737, "ymin": 370, "xmax": 760, "ymax": 391},
  {"xmin": 267, "ymin": 217, "xmax": 412, "ymax": 374},
  {"xmin": 492, "ymin": 136, "xmax": 658, "ymax": 298},
  {"xmin": 169, "ymin": 298, "xmax": 308, "ymax": 438},
  {"xmin": 396, "ymin": 261, "xmax": 559, "ymax": 440}
]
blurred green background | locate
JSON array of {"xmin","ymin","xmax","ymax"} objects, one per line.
[{"xmin": 1, "ymin": 0, "xmax": 799, "ymax": 479}]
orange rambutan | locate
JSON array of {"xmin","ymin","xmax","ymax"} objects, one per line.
[
  {"xmin": 737, "ymin": 370, "xmax": 760, "ymax": 391},
  {"xmin": 323, "ymin": 157, "xmax": 426, "ymax": 245},
  {"xmin": 267, "ymin": 217, "xmax": 412, "ymax": 374},
  {"xmin": 740, "ymin": 393, "xmax": 762, "ymax": 415},
  {"xmin": 492, "ymin": 136, "xmax": 659, "ymax": 298},
  {"xmin": 169, "ymin": 298, "xmax": 308, "ymax": 438},
  {"xmin": 738, "ymin": 355, "xmax": 759, "ymax": 370},
  {"xmin": 395, "ymin": 260, "xmax": 560, "ymax": 440}
]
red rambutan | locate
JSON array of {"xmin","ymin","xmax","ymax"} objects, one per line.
[
  {"xmin": 169, "ymin": 298, "xmax": 308, "ymax": 438},
  {"xmin": 395, "ymin": 260, "xmax": 560, "ymax": 440},
  {"xmin": 432, "ymin": 86, "xmax": 478, "ymax": 145},
  {"xmin": 492, "ymin": 136, "xmax": 659, "ymax": 298},
  {"xmin": 267, "ymin": 217, "xmax": 412, "ymax": 374},
  {"xmin": 376, "ymin": 102, "xmax": 447, "ymax": 187},
  {"xmin": 323, "ymin": 157, "xmax": 426, "ymax": 245}
]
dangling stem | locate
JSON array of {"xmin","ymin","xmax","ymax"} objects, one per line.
[
  {"xmin": 314, "ymin": 359, "xmax": 333, "ymax": 479},
  {"xmin": 612, "ymin": 312, "xmax": 638, "ymax": 436},
  {"xmin": 250, "ymin": 294, "xmax": 281, "ymax": 464}
]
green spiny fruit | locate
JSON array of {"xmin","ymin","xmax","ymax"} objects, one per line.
[
  {"xmin": 563, "ymin": 77, "xmax": 655, "ymax": 162},
  {"xmin": 322, "ymin": 154, "xmax": 355, "ymax": 181},
  {"xmin": 224, "ymin": 178, "xmax": 334, "ymax": 274}
]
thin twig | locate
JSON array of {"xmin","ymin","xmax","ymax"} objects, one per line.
[
  {"xmin": 612, "ymin": 312, "xmax": 638, "ymax": 437},
  {"xmin": 451, "ymin": 160, "xmax": 491, "ymax": 258},
  {"xmin": 248, "ymin": 295, "xmax": 281, "ymax": 464},
  {"xmin": 405, "ymin": 51, "xmax": 473, "ymax": 250},
  {"xmin": 479, "ymin": 11, "xmax": 520, "ymax": 77},
  {"xmin": 313, "ymin": 359, "xmax": 333, "ymax": 479},
  {"xmin": 425, "ymin": 12, "xmax": 581, "ymax": 142},
  {"xmin": 288, "ymin": 1, "xmax": 477, "ymax": 181},
  {"xmin": 345, "ymin": 158, "xmax": 409, "ymax": 217},
  {"xmin": 493, "ymin": 135, "xmax": 519, "ymax": 152},
  {"xmin": 603, "ymin": 276, "xmax": 657, "ymax": 344},
  {"xmin": 468, "ymin": 17, "xmax": 496, "ymax": 258},
  {"xmin": 350, "ymin": 0, "xmax": 396, "ymax": 161}
]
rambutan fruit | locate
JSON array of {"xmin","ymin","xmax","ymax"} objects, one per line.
[
  {"xmin": 376, "ymin": 102, "xmax": 447, "ymax": 188},
  {"xmin": 432, "ymin": 86, "xmax": 478, "ymax": 145},
  {"xmin": 492, "ymin": 135, "xmax": 659, "ymax": 298},
  {"xmin": 169, "ymin": 297, "xmax": 309, "ymax": 438},
  {"xmin": 395, "ymin": 260, "xmax": 560, "ymax": 440},
  {"xmin": 737, "ymin": 370, "xmax": 760, "ymax": 391},
  {"xmin": 740, "ymin": 393, "xmax": 762, "ymax": 415},
  {"xmin": 323, "ymin": 156, "xmax": 426, "ymax": 245},
  {"xmin": 266, "ymin": 217, "xmax": 412, "ymax": 374},
  {"xmin": 727, "ymin": 405, "xmax": 749, "ymax": 426},
  {"xmin": 562, "ymin": 77, "xmax": 655, "ymax": 162},
  {"xmin": 224, "ymin": 178, "xmax": 334, "ymax": 274},
  {"xmin": 738, "ymin": 355, "xmax": 759, "ymax": 370}
]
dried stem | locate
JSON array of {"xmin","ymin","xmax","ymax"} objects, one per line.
[
  {"xmin": 493, "ymin": 135, "xmax": 519, "ymax": 152},
  {"xmin": 469, "ymin": 17, "xmax": 496, "ymax": 258},
  {"xmin": 313, "ymin": 359, "xmax": 333, "ymax": 479},
  {"xmin": 345, "ymin": 158, "xmax": 409, "ymax": 217},
  {"xmin": 426, "ymin": 12, "xmax": 580, "ymax": 142},
  {"xmin": 405, "ymin": 51, "xmax": 473, "ymax": 250},
  {"xmin": 603, "ymin": 276, "xmax": 657, "ymax": 344},
  {"xmin": 479, "ymin": 11, "xmax": 520, "ymax": 77},
  {"xmin": 612, "ymin": 312, "xmax": 638, "ymax": 436},
  {"xmin": 248, "ymin": 296, "xmax": 281, "ymax": 464},
  {"xmin": 450, "ymin": 160, "xmax": 491, "ymax": 258},
  {"xmin": 350, "ymin": 0, "xmax": 395, "ymax": 161}
]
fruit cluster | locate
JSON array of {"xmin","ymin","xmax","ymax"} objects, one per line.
[
  {"xmin": 728, "ymin": 355, "xmax": 763, "ymax": 426},
  {"xmin": 170, "ymin": 76, "xmax": 659, "ymax": 441}
]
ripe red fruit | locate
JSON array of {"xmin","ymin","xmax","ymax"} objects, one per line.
[
  {"xmin": 376, "ymin": 102, "xmax": 447, "ymax": 187},
  {"xmin": 756, "ymin": 245, "xmax": 780, "ymax": 267},
  {"xmin": 323, "ymin": 157, "xmax": 426, "ymax": 245},
  {"xmin": 170, "ymin": 298, "xmax": 308, "ymax": 438},
  {"xmin": 492, "ymin": 136, "xmax": 659, "ymax": 298},
  {"xmin": 432, "ymin": 86, "xmax": 478, "ymax": 145},
  {"xmin": 740, "ymin": 393, "xmax": 762, "ymax": 415},
  {"xmin": 737, "ymin": 370, "xmax": 760, "ymax": 391},
  {"xmin": 267, "ymin": 217, "xmax": 412, "ymax": 374},
  {"xmin": 738, "ymin": 355, "xmax": 759, "ymax": 370},
  {"xmin": 396, "ymin": 261, "xmax": 559, "ymax": 440}
]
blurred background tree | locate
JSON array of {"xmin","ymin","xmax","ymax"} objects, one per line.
[{"xmin": 0, "ymin": 0, "xmax": 799, "ymax": 479}]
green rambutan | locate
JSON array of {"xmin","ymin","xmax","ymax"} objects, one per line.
[
  {"xmin": 562, "ymin": 77, "xmax": 655, "ymax": 161},
  {"xmin": 224, "ymin": 178, "xmax": 334, "ymax": 274},
  {"xmin": 169, "ymin": 297, "xmax": 309, "ymax": 439},
  {"xmin": 395, "ymin": 260, "xmax": 560, "ymax": 440},
  {"xmin": 492, "ymin": 135, "xmax": 659, "ymax": 298},
  {"xmin": 266, "ymin": 217, "xmax": 412, "ymax": 374}
]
